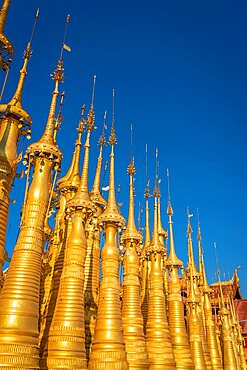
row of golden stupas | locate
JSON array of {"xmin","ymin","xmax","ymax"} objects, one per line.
[{"xmin": 0, "ymin": 1, "xmax": 246, "ymax": 369}]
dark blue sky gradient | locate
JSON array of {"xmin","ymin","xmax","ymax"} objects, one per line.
[{"xmin": 3, "ymin": 0, "xmax": 247, "ymax": 295}]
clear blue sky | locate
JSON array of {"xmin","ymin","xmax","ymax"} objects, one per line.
[{"xmin": 3, "ymin": 0, "xmax": 247, "ymax": 296}]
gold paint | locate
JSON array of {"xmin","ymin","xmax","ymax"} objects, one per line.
[
  {"xmin": 166, "ymin": 202, "xmax": 194, "ymax": 369},
  {"xmin": 121, "ymin": 160, "xmax": 148, "ymax": 369},
  {"xmin": 145, "ymin": 196, "xmax": 176, "ymax": 369}
]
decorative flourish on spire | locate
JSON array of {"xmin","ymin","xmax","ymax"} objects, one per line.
[
  {"xmin": 0, "ymin": 0, "xmax": 14, "ymax": 65},
  {"xmin": 98, "ymin": 89, "xmax": 125, "ymax": 227},
  {"xmin": 0, "ymin": 8, "xmax": 39, "ymax": 126},
  {"xmin": 166, "ymin": 169, "xmax": 183, "ymax": 267}
]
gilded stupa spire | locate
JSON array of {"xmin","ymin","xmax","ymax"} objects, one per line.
[
  {"xmin": 187, "ymin": 265, "xmax": 207, "ymax": 369},
  {"xmin": 0, "ymin": 0, "xmax": 14, "ymax": 67},
  {"xmin": 145, "ymin": 185, "xmax": 176, "ymax": 368},
  {"xmin": 197, "ymin": 223, "xmax": 223, "ymax": 370},
  {"xmin": 215, "ymin": 243, "xmax": 239, "ymax": 368},
  {"xmin": 84, "ymin": 112, "xmax": 107, "ymax": 359},
  {"xmin": 0, "ymin": 15, "xmax": 70, "ymax": 368},
  {"xmin": 187, "ymin": 210, "xmax": 213, "ymax": 369},
  {"xmin": 90, "ymin": 110, "xmax": 107, "ymax": 208},
  {"xmin": 141, "ymin": 144, "xmax": 151, "ymax": 330},
  {"xmin": 89, "ymin": 89, "xmax": 128, "ymax": 370},
  {"xmin": 165, "ymin": 169, "xmax": 194, "ymax": 369},
  {"xmin": 44, "ymin": 76, "xmax": 97, "ymax": 370},
  {"xmin": 121, "ymin": 124, "xmax": 148, "ymax": 369}
]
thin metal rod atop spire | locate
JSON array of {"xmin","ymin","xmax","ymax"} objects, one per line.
[
  {"xmin": 27, "ymin": 8, "xmax": 39, "ymax": 50},
  {"xmin": 91, "ymin": 75, "xmax": 96, "ymax": 106},
  {"xmin": 155, "ymin": 148, "xmax": 159, "ymax": 186},
  {"xmin": 197, "ymin": 207, "xmax": 200, "ymax": 228},
  {"xmin": 112, "ymin": 89, "xmax": 115, "ymax": 127},
  {"xmin": 145, "ymin": 144, "xmax": 148, "ymax": 186},
  {"xmin": 59, "ymin": 14, "xmax": 70, "ymax": 61},
  {"xmin": 214, "ymin": 241, "xmax": 221, "ymax": 282},
  {"xmin": 167, "ymin": 168, "xmax": 171, "ymax": 204},
  {"xmin": 130, "ymin": 123, "xmax": 133, "ymax": 162}
]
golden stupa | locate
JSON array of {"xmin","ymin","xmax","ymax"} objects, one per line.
[{"xmin": 0, "ymin": 2, "xmax": 246, "ymax": 369}]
